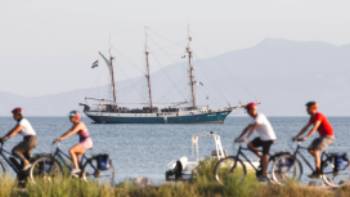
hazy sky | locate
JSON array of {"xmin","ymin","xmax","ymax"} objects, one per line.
[{"xmin": 1, "ymin": 0, "xmax": 349, "ymax": 97}]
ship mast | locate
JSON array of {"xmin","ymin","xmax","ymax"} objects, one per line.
[
  {"xmin": 186, "ymin": 25, "xmax": 197, "ymax": 109},
  {"xmin": 144, "ymin": 27, "xmax": 153, "ymax": 110},
  {"xmin": 99, "ymin": 50, "xmax": 117, "ymax": 104}
]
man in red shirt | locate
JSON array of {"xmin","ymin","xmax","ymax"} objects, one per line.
[{"xmin": 293, "ymin": 101, "xmax": 335, "ymax": 178}]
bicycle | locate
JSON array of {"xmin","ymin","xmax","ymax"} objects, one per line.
[
  {"xmin": 29, "ymin": 143, "xmax": 115, "ymax": 185},
  {"xmin": 214, "ymin": 142, "xmax": 279, "ymax": 184},
  {"xmin": 0, "ymin": 141, "xmax": 39, "ymax": 183},
  {"xmin": 271, "ymin": 140, "xmax": 350, "ymax": 187}
]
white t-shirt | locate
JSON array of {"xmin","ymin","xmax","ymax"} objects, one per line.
[
  {"xmin": 18, "ymin": 118, "xmax": 37, "ymax": 136},
  {"xmin": 251, "ymin": 113, "xmax": 277, "ymax": 141}
]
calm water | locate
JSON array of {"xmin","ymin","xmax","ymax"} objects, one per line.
[{"xmin": 0, "ymin": 117, "xmax": 349, "ymax": 183}]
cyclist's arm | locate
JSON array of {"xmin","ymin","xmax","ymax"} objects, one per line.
[
  {"xmin": 56, "ymin": 124, "xmax": 82, "ymax": 141},
  {"xmin": 294, "ymin": 123, "xmax": 311, "ymax": 139},
  {"xmin": 1, "ymin": 124, "xmax": 23, "ymax": 140},
  {"xmin": 236, "ymin": 124, "xmax": 256, "ymax": 141},
  {"xmin": 246, "ymin": 123, "xmax": 259, "ymax": 138},
  {"xmin": 305, "ymin": 120, "xmax": 321, "ymax": 138}
]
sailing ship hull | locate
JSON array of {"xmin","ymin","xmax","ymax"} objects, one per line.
[{"xmin": 84, "ymin": 110, "xmax": 231, "ymax": 124}]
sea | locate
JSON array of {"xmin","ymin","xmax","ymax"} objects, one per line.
[{"xmin": 0, "ymin": 117, "xmax": 349, "ymax": 183}]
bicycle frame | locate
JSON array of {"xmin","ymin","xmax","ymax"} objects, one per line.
[
  {"xmin": 291, "ymin": 144, "xmax": 328, "ymax": 173},
  {"xmin": 52, "ymin": 147, "xmax": 89, "ymax": 170},
  {"xmin": 0, "ymin": 143, "xmax": 22, "ymax": 174},
  {"xmin": 234, "ymin": 145, "xmax": 260, "ymax": 172}
]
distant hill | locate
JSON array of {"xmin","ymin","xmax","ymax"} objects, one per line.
[{"xmin": 1, "ymin": 39, "xmax": 349, "ymax": 116}]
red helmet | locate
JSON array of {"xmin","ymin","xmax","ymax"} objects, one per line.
[
  {"xmin": 11, "ymin": 107, "xmax": 22, "ymax": 115},
  {"xmin": 245, "ymin": 102, "xmax": 257, "ymax": 111}
]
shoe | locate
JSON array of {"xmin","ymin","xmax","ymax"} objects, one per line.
[
  {"xmin": 308, "ymin": 171, "xmax": 321, "ymax": 179},
  {"xmin": 257, "ymin": 175, "xmax": 269, "ymax": 182},
  {"xmin": 256, "ymin": 169, "xmax": 263, "ymax": 177},
  {"xmin": 71, "ymin": 168, "xmax": 81, "ymax": 177},
  {"xmin": 22, "ymin": 164, "xmax": 32, "ymax": 171}
]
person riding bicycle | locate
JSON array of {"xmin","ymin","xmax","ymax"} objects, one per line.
[
  {"xmin": 0, "ymin": 107, "xmax": 38, "ymax": 171},
  {"xmin": 293, "ymin": 101, "xmax": 335, "ymax": 178},
  {"xmin": 234, "ymin": 102, "xmax": 277, "ymax": 181},
  {"xmin": 52, "ymin": 110, "xmax": 93, "ymax": 176}
]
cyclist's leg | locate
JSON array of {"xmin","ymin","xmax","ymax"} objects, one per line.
[
  {"xmin": 308, "ymin": 137, "xmax": 322, "ymax": 174},
  {"xmin": 12, "ymin": 140, "xmax": 30, "ymax": 168},
  {"xmin": 261, "ymin": 140, "xmax": 274, "ymax": 177},
  {"xmin": 308, "ymin": 137, "xmax": 333, "ymax": 175},
  {"xmin": 248, "ymin": 137, "xmax": 263, "ymax": 158},
  {"xmin": 25, "ymin": 136, "xmax": 38, "ymax": 161},
  {"xmin": 69, "ymin": 143, "xmax": 86, "ymax": 171}
]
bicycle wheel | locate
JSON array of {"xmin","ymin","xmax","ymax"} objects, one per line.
[
  {"xmin": 271, "ymin": 154, "xmax": 303, "ymax": 184},
  {"xmin": 29, "ymin": 156, "xmax": 64, "ymax": 183},
  {"xmin": 214, "ymin": 156, "xmax": 247, "ymax": 184},
  {"xmin": 322, "ymin": 160, "xmax": 350, "ymax": 187},
  {"xmin": 81, "ymin": 156, "xmax": 115, "ymax": 185},
  {"xmin": 0, "ymin": 161, "xmax": 6, "ymax": 176}
]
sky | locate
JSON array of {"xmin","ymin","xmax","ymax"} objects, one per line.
[{"xmin": 0, "ymin": 0, "xmax": 350, "ymax": 97}]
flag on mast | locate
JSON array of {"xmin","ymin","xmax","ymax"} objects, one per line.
[{"xmin": 91, "ymin": 60, "xmax": 99, "ymax": 69}]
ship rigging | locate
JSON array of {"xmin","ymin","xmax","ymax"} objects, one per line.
[{"xmin": 80, "ymin": 27, "xmax": 234, "ymax": 124}]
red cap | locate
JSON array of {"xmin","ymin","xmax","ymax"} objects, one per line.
[
  {"xmin": 12, "ymin": 107, "xmax": 22, "ymax": 114},
  {"xmin": 245, "ymin": 102, "xmax": 257, "ymax": 110}
]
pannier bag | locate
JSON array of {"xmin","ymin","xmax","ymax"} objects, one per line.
[
  {"xmin": 332, "ymin": 153, "xmax": 349, "ymax": 172},
  {"xmin": 96, "ymin": 154, "xmax": 110, "ymax": 171}
]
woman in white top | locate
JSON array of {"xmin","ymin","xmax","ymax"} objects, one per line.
[{"xmin": 0, "ymin": 108, "xmax": 38, "ymax": 171}]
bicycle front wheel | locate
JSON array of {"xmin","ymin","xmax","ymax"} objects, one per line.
[
  {"xmin": 214, "ymin": 156, "xmax": 247, "ymax": 184},
  {"xmin": 81, "ymin": 156, "xmax": 115, "ymax": 185},
  {"xmin": 322, "ymin": 160, "xmax": 350, "ymax": 188},
  {"xmin": 29, "ymin": 156, "xmax": 64, "ymax": 183},
  {"xmin": 271, "ymin": 154, "xmax": 303, "ymax": 184}
]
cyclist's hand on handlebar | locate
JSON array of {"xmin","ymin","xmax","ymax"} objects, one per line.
[
  {"xmin": 0, "ymin": 137, "xmax": 7, "ymax": 144},
  {"xmin": 234, "ymin": 137, "xmax": 245, "ymax": 143},
  {"xmin": 52, "ymin": 138, "xmax": 61, "ymax": 145},
  {"xmin": 292, "ymin": 136, "xmax": 306, "ymax": 142},
  {"xmin": 298, "ymin": 136, "xmax": 307, "ymax": 142}
]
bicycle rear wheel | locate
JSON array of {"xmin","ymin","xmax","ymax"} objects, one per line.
[
  {"xmin": 213, "ymin": 156, "xmax": 247, "ymax": 184},
  {"xmin": 29, "ymin": 156, "xmax": 64, "ymax": 183},
  {"xmin": 271, "ymin": 154, "xmax": 303, "ymax": 184},
  {"xmin": 0, "ymin": 161, "xmax": 6, "ymax": 177},
  {"xmin": 322, "ymin": 161, "xmax": 350, "ymax": 187},
  {"xmin": 81, "ymin": 156, "xmax": 115, "ymax": 185}
]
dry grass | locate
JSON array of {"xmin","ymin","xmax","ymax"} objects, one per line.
[{"xmin": 0, "ymin": 160, "xmax": 349, "ymax": 197}]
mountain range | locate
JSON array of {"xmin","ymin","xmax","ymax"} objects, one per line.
[{"xmin": 1, "ymin": 39, "xmax": 349, "ymax": 116}]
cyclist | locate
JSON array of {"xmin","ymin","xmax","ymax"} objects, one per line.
[
  {"xmin": 53, "ymin": 111, "xmax": 93, "ymax": 175},
  {"xmin": 293, "ymin": 101, "xmax": 335, "ymax": 178},
  {"xmin": 0, "ymin": 107, "xmax": 38, "ymax": 171},
  {"xmin": 234, "ymin": 102, "xmax": 277, "ymax": 181}
]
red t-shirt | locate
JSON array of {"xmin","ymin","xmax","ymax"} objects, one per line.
[{"xmin": 309, "ymin": 112, "xmax": 334, "ymax": 137}]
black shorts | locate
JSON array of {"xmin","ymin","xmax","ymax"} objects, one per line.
[{"xmin": 250, "ymin": 137, "xmax": 274, "ymax": 155}]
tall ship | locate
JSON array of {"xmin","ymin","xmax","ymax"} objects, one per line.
[{"xmin": 80, "ymin": 28, "xmax": 234, "ymax": 124}]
